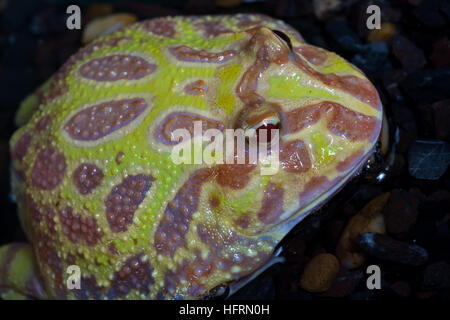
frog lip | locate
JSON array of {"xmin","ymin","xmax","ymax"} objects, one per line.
[
  {"xmin": 269, "ymin": 137, "xmax": 381, "ymax": 242},
  {"xmin": 206, "ymin": 139, "xmax": 380, "ymax": 300}
]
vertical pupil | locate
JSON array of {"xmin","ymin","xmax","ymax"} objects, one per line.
[{"xmin": 256, "ymin": 123, "xmax": 278, "ymax": 144}]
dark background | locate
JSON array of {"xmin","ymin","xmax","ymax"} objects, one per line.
[{"xmin": 0, "ymin": 0, "xmax": 449, "ymax": 300}]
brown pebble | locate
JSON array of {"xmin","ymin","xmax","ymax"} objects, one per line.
[
  {"xmin": 367, "ymin": 22, "xmax": 397, "ymax": 43},
  {"xmin": 336, "ymin": 192, "xmax": 390, "ymax": 269},
  {"xmin": 300, "ymin": 253, "xmax": 340, "ymax": 293},
  {"xmin": 82, "ymin": 13, "xmax": 137, "ymax": 44},
  {"xmin": 391, "ymin": 281, "xmax": 411, "ymax": 297},
  {"xmin": 382, "ymin": 188, "xmax": 422, "ymax": 235},
  {"xmin": 86, "ymin": 3, "xmax": 114, "ymax": 22}
]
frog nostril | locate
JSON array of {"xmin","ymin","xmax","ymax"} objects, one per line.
[{"xmin": 271, "ymin": 29, "xmax": 293, "ymax": 50}]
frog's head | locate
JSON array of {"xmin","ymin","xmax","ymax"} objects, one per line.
[
  {"xmin": 149, "ymin": 25, "xmax": 382, "ymax": 238},
  {"xmin": 145, "ymin": 24, "xmax": 382, "ymax": 297}
]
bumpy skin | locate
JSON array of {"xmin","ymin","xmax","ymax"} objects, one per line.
[{"xmin": 3, "ymin": 14, "xmax": 382, "ymax": 300}]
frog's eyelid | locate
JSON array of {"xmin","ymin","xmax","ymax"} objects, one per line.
[{"xmin": 271, "ymin": 29, "xmax": 292, "ymax": 50}]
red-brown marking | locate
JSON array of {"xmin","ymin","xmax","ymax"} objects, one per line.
[
  {"xmin": 237, "ymin": 49, "xmax": 269, "ymax": 106},
  {"xmin": 184, "ymin": 80, "xmax": 208, "ymax": 96},
  {"xmin": 298, "ymin": 176, "xmax": 337, "ymax": 210},
  {"xmin": 282, "ymin": 103, "xmax": 322, "ymax": 134},
  {"xmin": 73, "ymin": 164, "xmax": 104, "ymax": 195},
  {"xmin": 169, "ymin": 45, "xmax": 236, "ymax": 63},
  {"xmin": 336, "ymin": 149, "xmax": 364, "ymax": 172},
  {"xmin": 196, "ymin": 21, "xmax": 231, "ymax": 37},
  {"xmin": 108, "ymin": 243, "xmax": 119, "ymax": 255},
  {"xmin": 79, "ymin": 55, "xmax": 156, "ymax": 81},
  {"xmin": 210, "ymin": 195, "xmax": 220, "ymax": 208},
  {"xmin": 142, "ymin": 18, "xmax": 175, "ymax": 37},
  {"xmin": 106, "ymin": 254, "xmax": 154, "ymax": 299},
  {"xmin": 236, "ymin": 216, "xmax": 250, "ymax": 229},
  {"xmin": 163, "ymin": 252, "xmax": 215, "ymax": 298},
  {"xmin": 105, "ymin": 174, "xmax": 154, "ymax": 233},
  {"xmin": 31, "ymin": 147, "xmax": 66, "ymax": 190},
  {"xmin": 44, "ymin": 39, "xmax": 116, "ymax": 104},
  {"xmin": 36, "ymin": 235, "xmax": 65, "ymax": 298},
  {"xmin": 13, "ymin": 167, "xmax": 25, "ymax": 182},
  {"xmin": 155, "ymin": 111, "xmax": 224, "ymax": 145},
  {"xmin": 280, "ymin": 139, "xmax": 311, "ymax": 173},
  {"xmin": 215, "ymin": 163, "xmax": 256, "ymax": 189},
  {"xmin": 64, "ymin": 98, "xmax": 147, "ymax": 141},
  {"xmin": 237, "ymin": 28, "xmax": 290, "ymax": 106},
  {"xmin": 197, "ymin": 224, "xmax": 240, "ymax": 249},
  {"xmin": 258, "ymin": 182, "xmax": 284, "ymax": 224},
  {"xmin": 35, "ymin": 116, "xmax": 52, "ymax": 132},
  {"xmin": 327, "ymin": 102, "xmax": 378, "ymax": 142},
  {"xmin": 296, "ymin": 46, "xmax": 327, "ymax": 65},
  {"xmin": 11, "ymin": 133, "xmax": 31, "ymax": 161},
  {"xmin": 292, "ymin": 53, "xmax": 381, "ymax": 110},
  {"xmin": 281, "ymin": 101, "xmax": 379, "ymax": 142},
  {"xmin": 237, "ymin": 14, "xmax": 275, "ymax": 29},
  {"xmin": 163, "ymin": 238, "xmax": 273, "ymax": 298},
  {"xmin": 74, "ymin": 276, "xmax": 103, "ymax": 300},
  {"xmin": 29, "ymin": 196, "xmax": 56, "ymax": 235},
  {"xmin": 154, "ymin": 169, "xmax": 214, "ymax": 257},
  {"xmin": 59, "ymin": 207, "xmax": 102, "ymax": 245}
]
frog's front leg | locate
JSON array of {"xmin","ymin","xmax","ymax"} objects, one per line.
[{"xmin": 0, "ymin": 243, "xmax": 47, "ymax": 299}]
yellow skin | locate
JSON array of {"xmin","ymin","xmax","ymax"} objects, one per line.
[{"xmin": 1, "ymin": 14, "xmax": 382, "ymax": 300}]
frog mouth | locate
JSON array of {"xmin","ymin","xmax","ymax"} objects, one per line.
[
  {"xmin": 205, "ymin": 246, "xmax": 285, "ymax": 299},
  {"xmin": 205, "ymin": 141, "xmax": 380, "ymax": 300},
  {"xmin": 271, "ymin": 140, "xmax": 380, "ymax": 243}
]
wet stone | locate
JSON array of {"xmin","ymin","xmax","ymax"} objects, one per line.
[
  {"xmin": 367, "ymin": 22, "xmax": 397, "ymax": 43},
  {"xmin": 382, "ymin": 188, "xmax": 422, "ymax": 235},
  {"xmin": 413, "ymin": 0, "xmax": 447, "ymax": 28},
  {"xmin": 381, "ymin": 70, "xmax": 407, "ymax": 102},
  {"xmin": 322, "ymin": 268, "xmax": 364, "ymax": 298},
  {"xmin": 392, "ymin": 35, "xmax": 426, "ymax": 72},
  {"xmin": 408, "ymin": 140, "xmax": 450, "ymax": 180},
  {"xmin": 324, "ymin": 19, "xmax": 362, "ymax": 53},
  {"xmin": 430, "ymin": 37, "xmax": 450, "ymax": 68},
  {"xmin": 423, "ymin": 262, "xmax": 450, "ymax": 289},
  {"xmin": 390, "ymin": 103, "xmax": 417, "ymax": 136},
  {"xmin": 313, "ymin": 0, "xmax": 358, "ymax": 21},
  {"xmin": 390, "ymin": 281, "xmax": 412, "ymax": 297},
  {"xmin": 356, "ymin": 233, "xmax": 428, "ymax": 266},
  {"xmin": 351, "ymin": 42, "xmax": 391, "ymax": 76},
  {"xmin": 430, "ymin": 99, "xmax": 450, "ymax": 142},
  {"xmin": 0, "ymin": 67, "xmax": 35, "ymax": 105},
  {"xmin": 3, "ymin": 33, "xmax": 36, "ymax": 67},
  {"xmin": 229, "ymin": 274, "xmax": 276, "ymax": 300},
  {"xmin": 400, "ymin": 69, "xmax": 450, "ymax": 105}
]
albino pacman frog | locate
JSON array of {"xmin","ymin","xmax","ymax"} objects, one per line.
[{"xmin": 1, "ymin": 14, "xmax": 382, "ymax": 300}]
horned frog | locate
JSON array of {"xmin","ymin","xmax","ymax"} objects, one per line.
[{"xmin": 1, "ymin": 14, "xmax": 382, "ymax": 300}]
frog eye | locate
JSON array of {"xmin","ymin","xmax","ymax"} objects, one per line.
[
  {"xmin": 241, "ymin": 109, "xmax": 281, "ymax": 144},
  {"xmin": 271, "ymin": 30, "xmax": 292, "ymax": 50}
]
